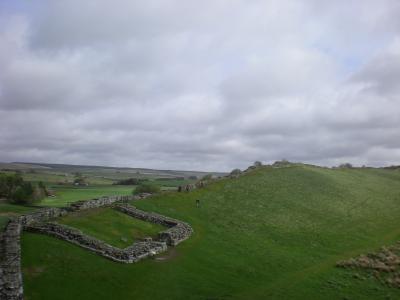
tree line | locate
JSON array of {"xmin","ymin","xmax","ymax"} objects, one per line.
[{"xmin": 0, "ymin": 173, "xmax": 47, "ymax": 205}]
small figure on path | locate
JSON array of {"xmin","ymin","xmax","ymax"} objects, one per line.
[{"xmin": 196, "ymin": 199, "xmax": 200, "ymax": 208}]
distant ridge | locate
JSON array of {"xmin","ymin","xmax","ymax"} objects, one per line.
[{"xmin": 6, "ymin": 162, "xmax": 227, "ymax": 178}]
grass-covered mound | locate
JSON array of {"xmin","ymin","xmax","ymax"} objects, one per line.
[
  {"xmin": 22, "ymin": 165, "xmax": 400, "ymax": 299},
  {"xmin": 57, "ymin": 208, "xmax": 165, "ymax": 248}
]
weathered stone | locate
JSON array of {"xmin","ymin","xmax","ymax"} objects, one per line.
[
  {"xmin": 25, "ymin": 222, "xmax": 167, "ymax": 264},
  {"xmin": 0, "ymin": 219, "xmax": 23, "ymax": 300},
  {"xmin": 70, "ymin": 195, "xmax": 133, "ymax": 211},
  {"xmin": 18, "ymin": 207, "xmax": 68, "ymax": 228},
  {"xmin": 115, "ymin": 204, "xmax": 193, "ymax": 246}
]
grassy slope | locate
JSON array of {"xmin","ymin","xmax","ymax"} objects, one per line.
[
  {"xmin": 22, "ymin": 165, "xmax": 400, "ymax": 299},
  {"xmin": 57, "ymin": 208, "xmax": 165, "ymax": 248}
]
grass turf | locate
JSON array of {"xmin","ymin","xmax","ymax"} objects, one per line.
[
  {"xmin": 0, "ymin": 203, "xmax": 39, "ymax": 230},
  {"xmin": 21, "ymin": 165, "xmax": 400, "ymax": 299},
  {"xmin": 37, "ymin": 185, "xmax": 135, "ymax": 207},
  {"xmin": 57, "ymin": 208, "xmax": 165, "ymax": 248}
]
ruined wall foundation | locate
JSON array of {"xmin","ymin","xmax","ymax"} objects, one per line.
[
  {"xmin": 26, "ymin": 222, "xmax": 167, "ymax": 263},
  {"xmin": 115, "ymin": 204, "xmax": 193, "ymax": 246},
  {"xmin": 0, "ymin": 194, "xmax": 193, "ymax": 300},
  {"xmin": 0, "ymin": 220, "xmax": 23, "ymax": 300}
]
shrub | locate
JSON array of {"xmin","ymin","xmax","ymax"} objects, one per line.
[
  {"xmin": 114, "ymin": 178, "xmax": 148, "ymax": 185},
  {"xmin": 202, "ymin": 174, "xmax": 213, "ymax": 181},
  {"xmin": 253, "ymin": 161, "xmax": 263, "ymax": 167},
  {"xmin": 0, "ymin": 173, "xmax": 24, "ymax": 199},
  {"xmin": 339, "ymin": 163, "xmax": 353, "ymax": 169},
  {"xmin": 0, "ymin": 173, "xmax": 47, "ymax": 205},
  {"xmin": 74, "ymin": 177, "xmax": 87, "ymax": 186},
  {"xmin": 272, "ymin": 159, "xmax": 291, "ymax": 167},
  {"xmin": 12, "ymin": 182, "xmax": 35, "ymax": 204},
  {"xmin": 133, "ymin": 183, "xmax": 161, "ymax": 195},
  {"xmin": 230, "ymin": 169, "xmax": 242, "ymax": 176}
]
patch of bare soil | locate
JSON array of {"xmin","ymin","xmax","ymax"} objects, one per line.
[
  {"xmin": 337, "ymin": 242, "xmax": 400, "ymax": 288},
  {"xmin": 23, "ymin": 266, "xmax": 46, "ymax": 278},
  {"xmin": 0, "ymin": 212, "xmax": 18, "ymax": 217},
  {"xmin": 153, "ymin": 247, "xmax": 180, "ymax": 262}
]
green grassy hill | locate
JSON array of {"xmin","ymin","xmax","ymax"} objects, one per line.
[{"xmin": 21, "ymin": 165, "xmax": 400, "ymax": 299}]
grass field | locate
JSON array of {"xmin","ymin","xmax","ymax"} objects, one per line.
[
  {"xmin": 38, "ymin": 185, "xmax": 135, "ymax": 207},
  {"xmin": 57, "ymin": 208, "xmax": 165, "ymax": 248},
  {"xmin": 0, "ymin": 185, "xmax": 135, "ymax": 228},
  {"xmin": 0, "ymin": 203, "xmax": 38, "ymax": 230},
  {"xmin": 21, "ymin": 165, "xmax": 400, "ymax": 299},
  {"xmin": 1, "ymin": 169, "xmax": 114, "ymax": 185}
]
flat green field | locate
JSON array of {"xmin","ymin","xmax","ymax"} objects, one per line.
[
  {"xmin": 21, "ymin": 165, "xmax": 400, "ymax": 299},
  {"xmin": 0, "ymin": 185, "xmax": 135, "ymax": 228},
  {"xmin": 1, "ymin": 170, "xmax": 114, "ymax": 185},
  {"xmin": 57, "ymin": 208, "xmax": 165, "ymax": 248},
  {"xmin": 38, "ymin": 185, "xmax": 135, "ymax": 207}
]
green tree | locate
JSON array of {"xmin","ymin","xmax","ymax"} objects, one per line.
[
  {"xmin": 230, "ymin": 169, "xmax": 242, "ymax": 178},
  {"xmin": 133, "ymin": 183, "xmax": 161, "ymax": 195},
  {"xmin": 0, "ymin": 173, "xmax": 24, "ymax": 198},
  {"xmin": 11, "ymin": 182, "xmax": 35, "ymax": 204},
  {"xmin": 0, "ymin": 173, "xmax": 47, "ymax": 205},
  {"xmin": 202, "ymin": 174, "xmax": 213, "ymax": 181}
]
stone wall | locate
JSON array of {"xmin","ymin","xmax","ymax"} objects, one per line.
[
  {"xmin": 18, "ymin": 207, "xmax": 68, "ymax": 228},
  {"xmin": 26, "ymin": 222, "xmax": 167, "ymax": 263},
  {"xmin": 69, "ymin": 195, "xmax": 134, "ymax": 211},
  {"xmin": 115, "ymin": 204, "xmax": 193, "ymax": 246},
  {"xmin": 68, "ymin": 193, "xmax": 153, "ymax": 211},
  {"xmin": 0, "ymin": 219, "xmax": 23, "ymax": 300}
]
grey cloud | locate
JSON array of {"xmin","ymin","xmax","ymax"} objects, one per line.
[
  {"xmin": 1, "ymin": 1, "xmax": 400, "ymax": 171},
  {"xmin": 351, "ymin": 46, "xmax": 400, "ymax": 97}
]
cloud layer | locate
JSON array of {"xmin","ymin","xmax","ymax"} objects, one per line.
[{"xmin": 1, "ymin": 0, "xmax": 400, "ymax": 171}]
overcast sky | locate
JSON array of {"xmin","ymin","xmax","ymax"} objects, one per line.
[{"xmin": 0, "ymin": 0, "xmax": 400, "ymax": 171}]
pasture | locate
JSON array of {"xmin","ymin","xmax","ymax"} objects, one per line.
[{"xmin": 20, "ymin": 165, "xmax": 400, "ymax": 299}]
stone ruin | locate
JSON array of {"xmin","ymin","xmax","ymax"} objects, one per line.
[
  {"xmin": 177, "ymin": 181, "xmax": 206, "ymax": 192},
  {"xmin": 115, "ymin": 204, "xmax": 193, "ymax": 246},
  {"xmin": 0, "ymin": 194, "xmax": 193, "ymax": 300},
  {"xmin": 0, "ymin": 220, "xmax": 23, "ymax": 300},
  {"xmin": 336, "ymin": 242, "xmax": 400, "ymax": 288},
  {"xmin": 26, "ymin": 221, "xmax": 168, "ymax": 264},
  {"xmin": 69, "ymin": 195, "xmax": 131, "ymax": 210}
]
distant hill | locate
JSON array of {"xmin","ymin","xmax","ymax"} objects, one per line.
[
  {"xmin": 384, "ymin": 165, "xmax": 400, "ymax": 170},
  {"xmin": 5, "ymin": 162, "xmax": 227, "ymax": 179},
  {"xmin": 0, "ymin": 162, "xmax": 51, "ymax": 170}
]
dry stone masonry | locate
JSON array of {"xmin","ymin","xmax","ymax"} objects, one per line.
[
  {"xmin": 0, "ymin": 194, "xmax": 193, "ymax": 300},
  {"xmin": 116, "ymin": 204, "xmax": 193, "ymax": 246},
  {"xmin": 69, "ymin": 195, "xmax": 134, "ymax": 210},
  {"xmin": 26, "ymin": 222, "xmax": 167, "ymax": 263},
  {"xmin": 0, "ymin": 220, "xmax": 23, "ymax": 300},
  {"xmin": 19, "ymin": 207, "xmax": 68, "ymax": 227}
]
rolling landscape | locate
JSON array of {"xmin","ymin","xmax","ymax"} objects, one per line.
[{"xmin": 1, "ymin": 162, "xmax": 400, "ymax": 299}]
